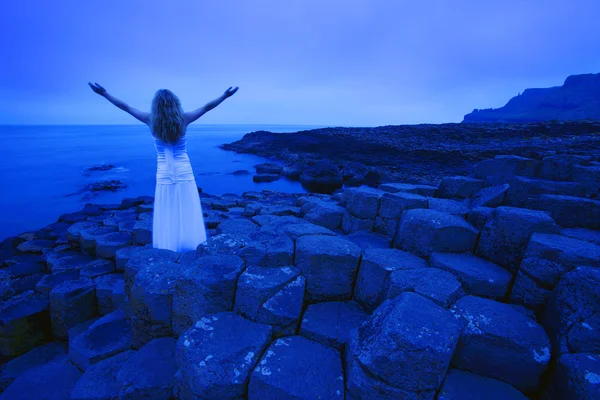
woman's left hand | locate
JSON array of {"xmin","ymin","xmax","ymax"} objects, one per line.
[
  {"xmin": 224, "ymin": 86, "xmax": 239, "ymax": 98},
  {"xmin": 88, "ymin": 82, "xmax": 107, "ymax": 96}
]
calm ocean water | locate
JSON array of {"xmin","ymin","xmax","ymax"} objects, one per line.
[{"xmin": 0, "ymin": 124, "xmax": 323, "ymax": 241}]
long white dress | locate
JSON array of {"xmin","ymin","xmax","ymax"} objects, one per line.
[{"xmin": 151, "ymin": 130, "xmax": 207, "ymax": 252}]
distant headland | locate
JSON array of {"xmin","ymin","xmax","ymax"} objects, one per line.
[{"xmin": 463, "ymin": 73, "xmax": 600, "ymax": 123}]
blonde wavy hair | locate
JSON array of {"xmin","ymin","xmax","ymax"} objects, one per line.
[{"xmin": 149, "ymin": 89, "xmax": 185, "ymax": 143}]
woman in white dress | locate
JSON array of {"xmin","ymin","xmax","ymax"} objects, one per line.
[{"xmin": 88, "ymin": 82, "xmax": 239, "ymax": 252}]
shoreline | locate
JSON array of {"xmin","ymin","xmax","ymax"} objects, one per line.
[{"xmin": 220, "ymin": 120, "xmax": 600, "ymax": 190}]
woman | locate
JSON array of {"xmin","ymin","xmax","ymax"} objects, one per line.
[{"xmin": 88, "ymin": 82, "xmax": 239, "ymax": 252}]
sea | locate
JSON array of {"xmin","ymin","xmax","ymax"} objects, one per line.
[{"xmin": 0, "ymin": 124, "xmax": 324, "ymax": 241}]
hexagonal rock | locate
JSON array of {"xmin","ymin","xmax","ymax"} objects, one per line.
[
  {"xmin": 572, "ymin": 164, "xmax": 600, "ymax": 196},
  {"xmin": 342, "ymin": 212, "xmax": 374, "ymax": 234},
  {"xmin": 345, "ymin": 231, "xmax": 390, "ymax": 250},
  {"xmin": 427, "ymin": 198, "xmax": 470, "ymax": 217},
  {"xmin": 537, "ymin": 194, "xmax": 600, "ymax": 229},
  {"xmin": 0, "ymin": 355, "xmax": 82, "ymax": 400},
  {"xmin": 80, "ymin": 259, "xmax": 115, "ymax": 279},
  {"xmin": 438, "ymin": 369, "xmax": 528, "ymax": 400},
  {"xmin": 235, "ymin": 266, "xmax": 301, "ymax": 319},
  {"xmin": 537, "ymin": 154, "xmax": 592, "ymax": 181},
  {"xmin": 544, "ymin": 353, "xmax": 600, "ymax": 400},
  {"xmin": 94, "ymin": 231, "xmax": 133, "ymax": 259},
  {"xmin": 451, "ymin": 295, "xmax": 551, "ymax": 392},
  {"xmin": 469, "ymin": 184, "xmax": 510, "ymax": 208},
  {"xmin": 123, "ymin": 248, "xmax": 179, "ymax": 297},
  {"xmin": 395, "ymin": 209, "xmax": 478, "ymax": 257},
  {"xmin": 466, "ymin": 206, "xmax": 494, "ymax": 231},
  {"xmin": 95, "ymin": 273, "xmax": 126, "ymax": 315},
  {"xmin": 385, "ymin": 268, "xmax": 464, "ymax": 308},
  {"xmin": 507, "ymin": 176, "xmax": 587, "ymax": 208},
  {"xmin": 429, "ymin": 252, "xmax": 512, "ymax": 300},
  {"xmin": 471, "ymin": 155, "xmax": 540, "ymax": 183},
  {"xmin": 79, "ymin": 226, "xmax": 118, "ymax": 253},
  {"xmin": 561, "ymin": 227, "xmax": 600, "ymax": 246},
  {"xmin": 132, "ymin": 219, "xmax": 152, "ymax": 245},
  {"xmin": 475, "ymin": 206, "xmax": 558, "ymax": 272},
  {"xmin": 70, "ymin": 350, "xmax": 136, "ymax": 400},
  {"xmin": 255, "ymin": 275, "xmax": 305, "ymax": 337},
  {"xmin": 295, "ymin": 235, "xmax": 362, "ymax": 302},
  {"xmin": 299, "ymin": 301, "xmax": 368, "ymax": 349},
  {"xmin": 116, "ymin": 337, "xmax": 178, "ymax": 400},
  {"xmin": 345, "ymin": 187, "xmax": 385, "ymax": 219},
  {"xmin": 377, "ymin": 191, "xmax": 428, "ymax": 220},
  {"xmin": 195, "ymin": 232, "xmax": 251, "ymax": 258},
  {"xmin": 303, "ymin": 202, "xmax": 345, "ymax": 230},
  {"xmin": 115, "ymin": 245, "xmax": 146, "ymax": 271},
  {"xmin": 0, "ymin": 342, "xmax": 67, "ymax": 391},
  {"xmin": 50, "ymin": 278, "xmax": 96, "ymax": 340},
  {"xmin": 345, "ymin": 292, "xmax": 461, "ymax": 400},
  {"xmin": 46, "ymin": 250, "xmax": 95, "ymax": 274},
  {"xmin": 259, "ymin": 216, "xmax": 337, "ymax": 241},
  {"xmin": 248, "ymin": 231, "xmax": 295, "ymax": 268},
  {"xmin": 174, "ymin": 312, "xmax": 273, "ymax": 399},
  {"xmin": 16, "ymin": 239, "xmax": 55, "ymax": 254},
  {"xmin": 248, "ymin": 336, "xmax": 344, "ymax": 400},
  {"xmin": 172, "ymin": 255, "xmax": 245, "ymax": 336},
  {"xmin": 437, "ymin": 176, "xmax": 484, "ymax": 199},
  {"xmin": 0, "ymin": 290, "xmax": 50, "ymax": 357},
  {"xmin": 69, "ymin": 310, "xmax": 132, "ymax": 371},
  {"xmin": 130, "ymin": 260, "xmax": 188, "ymax": 348},
  {"xmin": 215, "ymin": 218, "xmax": 260, "ymax": 236},
  {"xmin": 510, "ymin": 233, "xmax": 600, "ymax": 311},
  {"xmin": 542, "ymin": 267, "xmax": 600, "ymax": 356},
  {"xmin": 254, "ymin": 163, "xmax": 283, "ymax": 174},
  {"xmin": 102, "ymin": 211, "xmax": 137, "ymax": 228},
  {"xmin": 354, "ymin": 248, "xmax": 427, "ymax": 311},
  {"xmin": 378, "ymin": 182, "xmax": 437, "ymax": 197}
]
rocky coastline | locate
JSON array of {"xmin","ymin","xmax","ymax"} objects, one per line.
[
  {"xmin": 220, "ymin": 120, "xmax": 600, "ymax": 192},
  {"xmin": 0, "ymin": 149, "xmax": 599, "ymax": 399}
]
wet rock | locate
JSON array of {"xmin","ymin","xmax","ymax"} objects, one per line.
[
  {"xmin": 253, "ymin": 173, "xmax": 280, "ymax": 182},
  {"xmin": 248, "ymin": 336, "xmax": 344, "ymax": 400}
]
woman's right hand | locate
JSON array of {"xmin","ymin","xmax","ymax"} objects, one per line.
[
  {"xmin": 224, "ymin": 86, "xmax": 239, "ymax": 98},
  {"xmin": 88, "ymin": 82, "xmax": 107, "ymax": 96}
]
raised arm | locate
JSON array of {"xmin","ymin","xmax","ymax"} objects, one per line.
[
  {"xmin": 184, "ymin": 86, "xmax": 239, "ymax": 125},
  {"xmin": 88, "ymin": 82, "xmax": 150, "ymax": 124}
]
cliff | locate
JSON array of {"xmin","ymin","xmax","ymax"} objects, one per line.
[{"xmin": 463, "ymin": 73, "xmax": 600, "ymax": 123}]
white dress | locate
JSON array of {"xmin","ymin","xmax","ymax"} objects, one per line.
[{"xmin": 151, "ymin": 131, "xmax": 207, "ymax": 252}]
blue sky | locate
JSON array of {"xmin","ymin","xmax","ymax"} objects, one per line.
[{"xmin": 1, "ymin": 0, "xmax": 599, "ymax": 126}]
